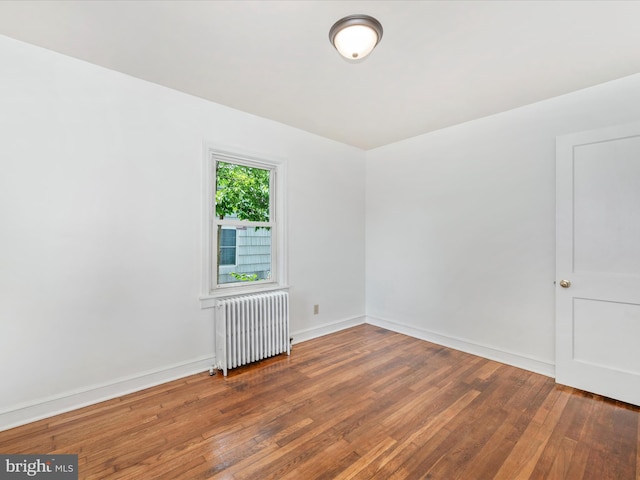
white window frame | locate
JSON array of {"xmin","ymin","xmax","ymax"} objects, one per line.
[{"xmin": 200, "ymin": 144, "xmax": 287, "ymax": 308}]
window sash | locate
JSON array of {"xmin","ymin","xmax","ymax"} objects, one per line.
[{"xmin": 212, "ymin": 225, "xmax": 277, "ymax": 288}]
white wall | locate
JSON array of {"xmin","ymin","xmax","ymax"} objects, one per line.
[
  {"xmin": 0, "ymin": 35, "xmax": 366, "ymax": 430},
  {"xmin": 366, "ymin": 73, "xmax": 640, "ymax": 375}
]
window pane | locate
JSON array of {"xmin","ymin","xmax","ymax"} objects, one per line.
[
  {"xmin": 215, "ymin": 161, "xmax": 270, "ymax": 222},
  {"xmin": 218, "ymin": 227, "xmax": 271, "ymax": 284}
]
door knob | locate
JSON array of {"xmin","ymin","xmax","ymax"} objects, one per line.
[{"xmin": 559, "ymin": 279, "xmax": 571, "ymax": 288}]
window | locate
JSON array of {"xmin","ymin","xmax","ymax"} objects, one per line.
[{"xmin": 201, "ymin": 146, "xmax": 286, "ymax": 305}]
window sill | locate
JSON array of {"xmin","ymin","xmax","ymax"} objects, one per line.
[{"xmin": 199, "ymin": 284, "xmax": 290, "ymax": 309}]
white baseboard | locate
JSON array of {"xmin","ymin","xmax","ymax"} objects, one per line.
[
  {"xmin": 0, "ymin": 355, "xmax": 215, "ymax": 432},
  {"xmin": 366, "ymin": 315, "xmax": 555, "ymax": 378},
  {"xmin": 291, "ymin": 315, "xmax": 366, "ymax": 345}
]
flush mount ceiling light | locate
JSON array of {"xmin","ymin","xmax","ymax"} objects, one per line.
[{"xmin": 329, "ymin": 14, "xmax": 383, "ymax": 62}]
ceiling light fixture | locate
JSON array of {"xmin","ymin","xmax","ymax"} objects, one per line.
[{"xmin": 329, "ymin": 14, "xmax": 383, "ymax": 62}]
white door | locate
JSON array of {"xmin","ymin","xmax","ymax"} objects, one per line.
[{"xmin": 556, "ymin": 121, "xmax": 640, "ymax": 406}]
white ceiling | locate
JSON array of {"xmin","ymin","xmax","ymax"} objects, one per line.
[{"xmin": 1, "ymin": 1, "xmax": 640, "ymax": 150}]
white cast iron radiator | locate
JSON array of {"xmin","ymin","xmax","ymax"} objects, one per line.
[{"xmin": 214, "ymin": 290, "xmax": 290, "ymax": 376}]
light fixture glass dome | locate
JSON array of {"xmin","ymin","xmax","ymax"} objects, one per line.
[{"xmin": 329, "ymin": 15, "xmax": 383, "ymax": 61}]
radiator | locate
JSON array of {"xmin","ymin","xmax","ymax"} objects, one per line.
[{"xmin": 214, "ymin": 290, "xmax": 290, "ymax": 376}]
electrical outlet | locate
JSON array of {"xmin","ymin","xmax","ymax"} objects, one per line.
[{"xmin": 313, "ymin": 304, "xmax": 319, "ymax": 315}]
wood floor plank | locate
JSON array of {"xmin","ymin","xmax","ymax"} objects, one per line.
[
  {"xmin": 456, "ymin": 408, "xmax": 529, "ymax": 479},
  {"xmin": 528, "ymin": 393, "xmax": 588, "ymax": 480},
  {"xmin": 493, "ymin": 387, "xmax": 573, "ymax": 480},
  {"xmin": 280, "ymin": 438, "xmax": 359, "ymax": 480},
  {"xmin": 332, "ymin": 436, "xmax": 397, "ymax": 480},
  {"xmin": 546, "ymin": 437, "xmax": 578, "ymax": 480},
  {"xmin": 0, "ymin": 324, "xmax": 638, "ymax": 479}
]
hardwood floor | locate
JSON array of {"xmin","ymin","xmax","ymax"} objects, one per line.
[{"xmin": 1, "ymin": 324, "xmax": 638, "ymax": 479}]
